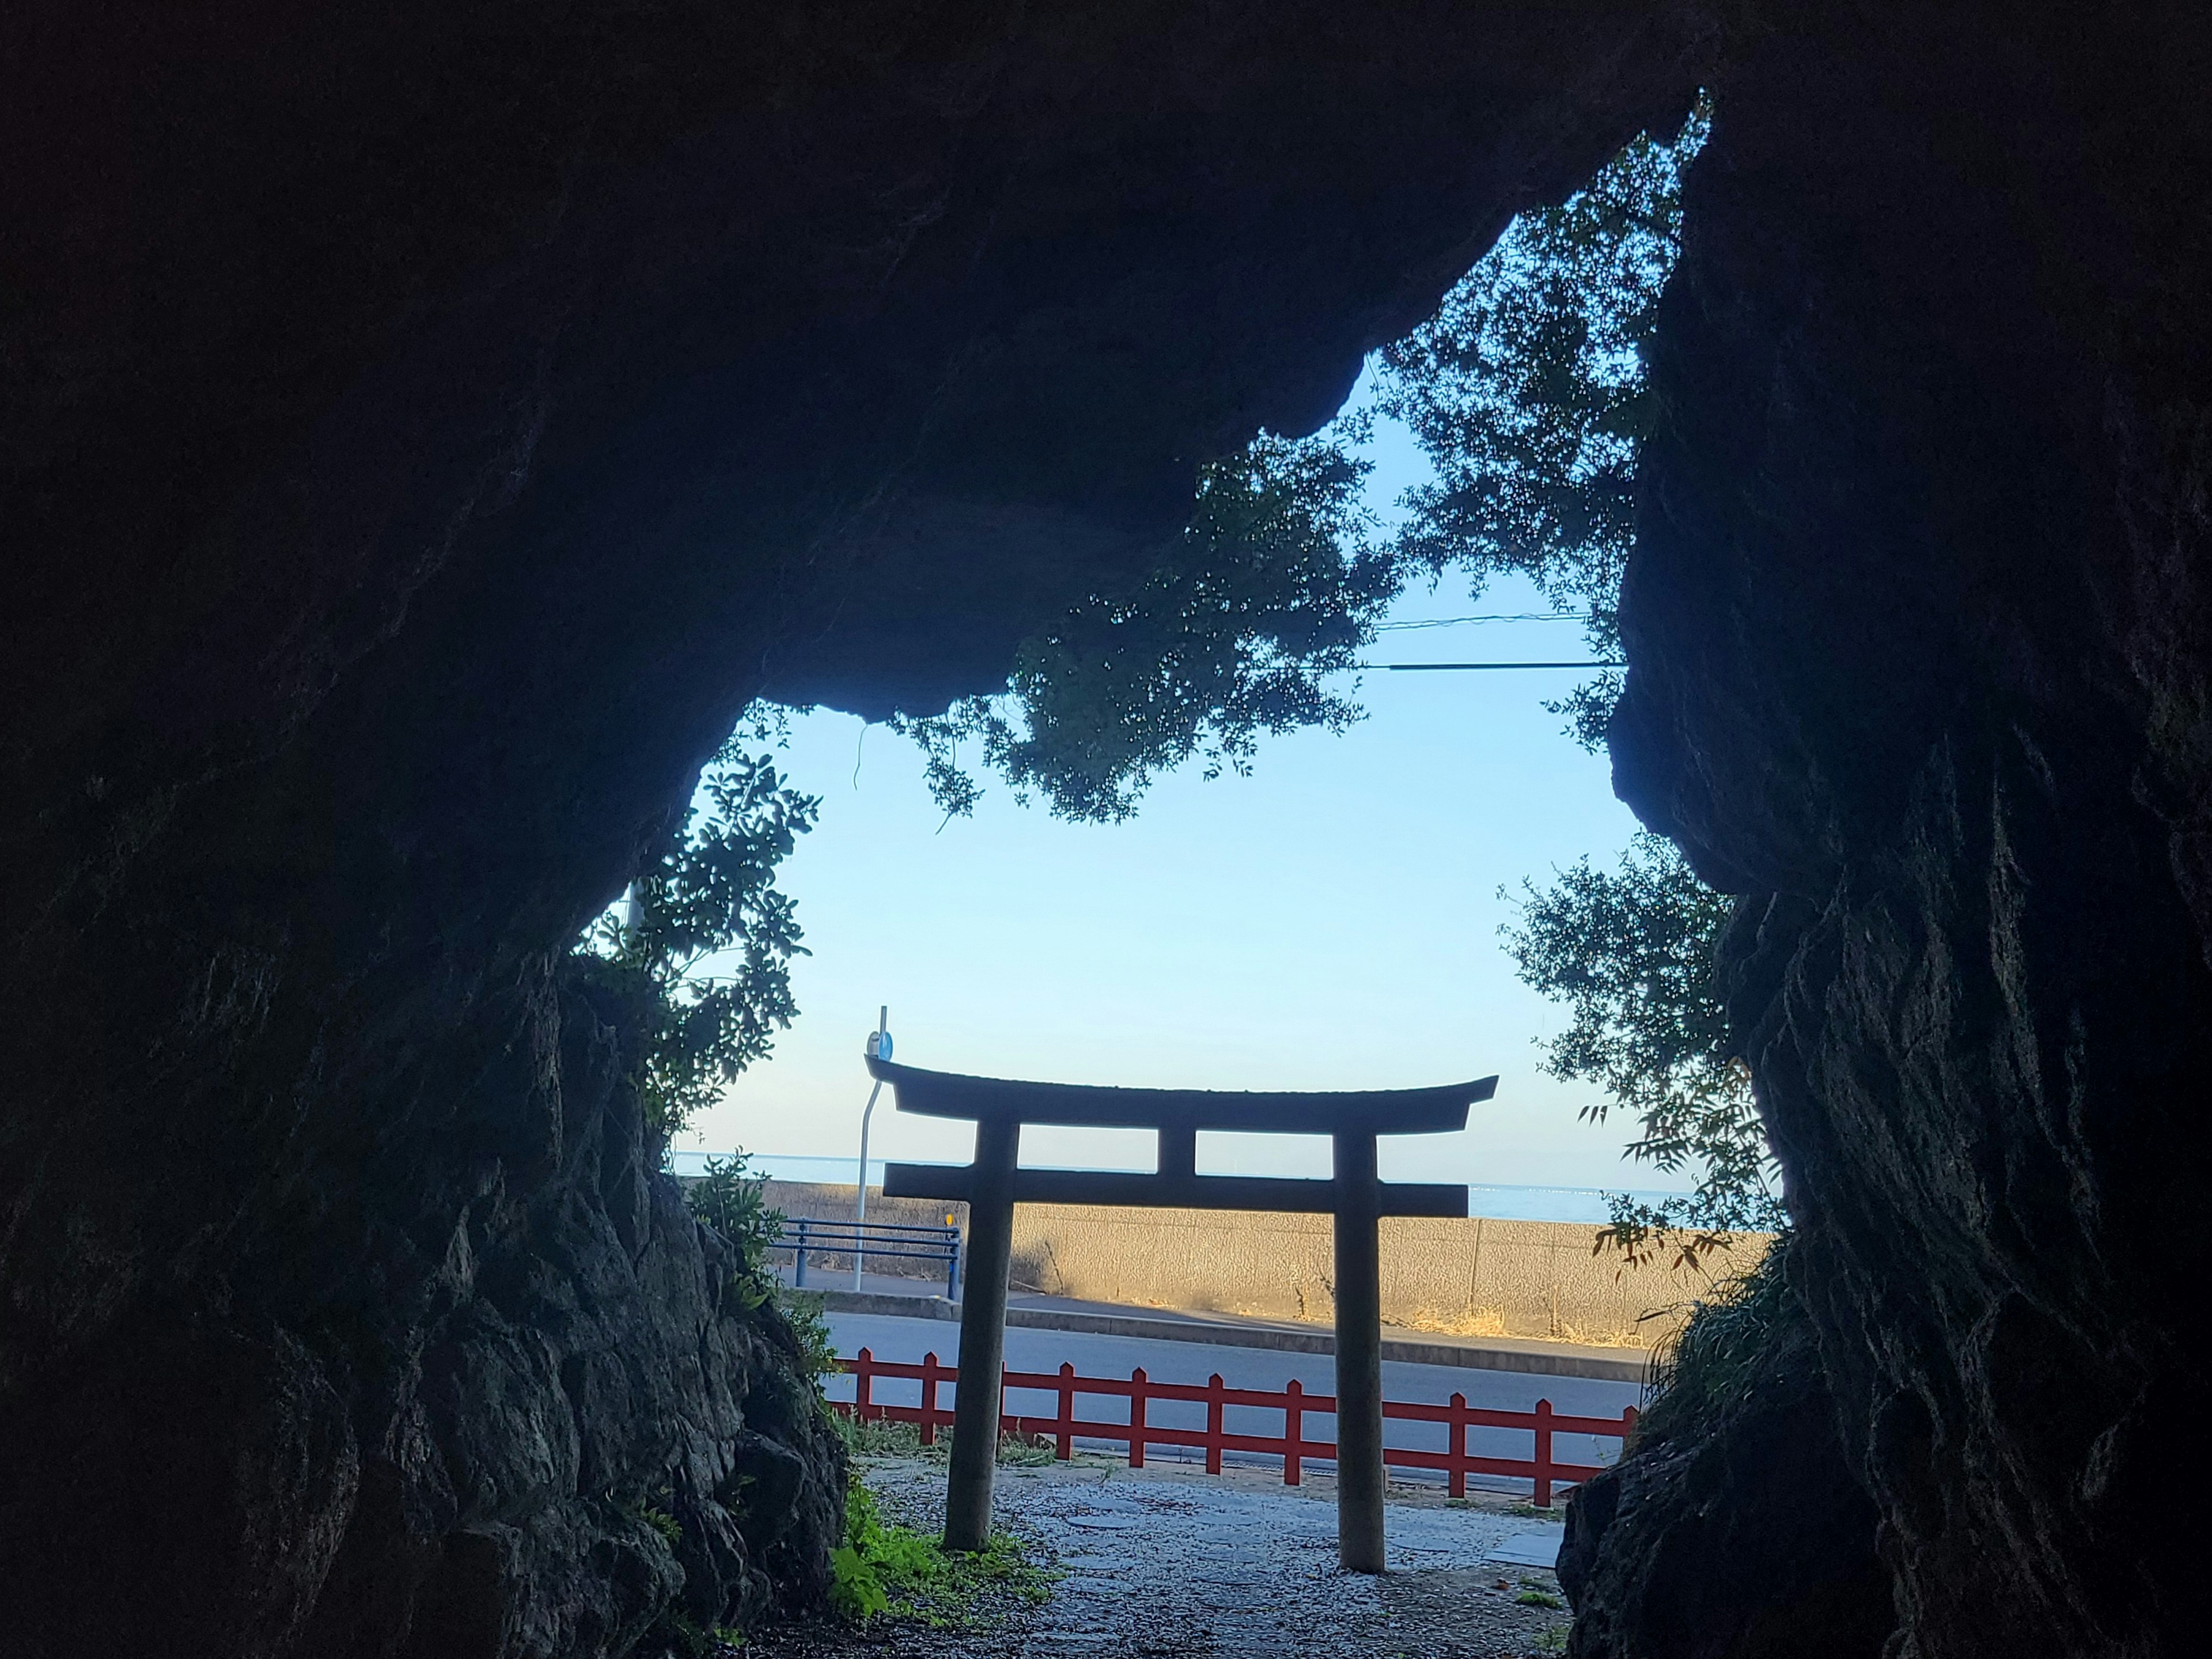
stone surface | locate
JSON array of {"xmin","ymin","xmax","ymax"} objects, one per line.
[
  {"xmin": 1600, "ymin": 5, "xmax": 2212, "ymax": 1657},
  {"xmin": 0, "ymin": 956, "xmax": 847, "ymax": 1656},
  {"xmin": 1556, "ymin": 1249, "xmax": 1888, "ymax": 1659}
]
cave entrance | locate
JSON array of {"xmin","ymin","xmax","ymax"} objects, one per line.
[{"xmin": 653, "ymin": 96, "xmax": 1731, "ymax": 1653}]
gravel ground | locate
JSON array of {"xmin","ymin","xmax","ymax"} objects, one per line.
[{"xmin": 748, "ymin": 1455, "xmax": 1573, "ymax": 1658}]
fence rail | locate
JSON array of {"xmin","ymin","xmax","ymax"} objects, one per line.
[
  {"xmin": 834, "ymin": 1347, "xmax": 1634, "ymax": 1506},
  {"xmin": 771, "ymin": 1219, "xmax": 960, "ymax": 1297}
]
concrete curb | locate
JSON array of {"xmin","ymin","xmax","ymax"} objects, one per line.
[{"xmin": 813, "ymin": 1289, "xmax": 1654, "ymax": 1383}]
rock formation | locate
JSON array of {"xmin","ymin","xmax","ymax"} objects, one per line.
[
  {"xmin": 1599, "ymin": 5, "xmax": 2212, "ymax": 1656},
  {"xmin": 1558, "ymin": 1243, "xmax": 1889, "ymax": 1659}
]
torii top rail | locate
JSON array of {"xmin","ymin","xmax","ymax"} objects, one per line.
[{"xmin": 867, "ymin": 1055, "xmax": 1497, "ymax": 1573}]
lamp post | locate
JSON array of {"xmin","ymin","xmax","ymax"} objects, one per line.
[{"xmin": 854, "ymin": 1006, "xmax": 889, "ymax": 1290}]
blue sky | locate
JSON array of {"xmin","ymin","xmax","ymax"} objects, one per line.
[{"xmin": 679, "ymin": 361, "xmax": 1674, "ymax": 1193}]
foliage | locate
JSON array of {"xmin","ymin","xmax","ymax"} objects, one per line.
[
  {"xmin": 830, "ymin": 1480, "xmax": 1057, "ymax": 1628},
  {"xmin": 647, "ymin": 1609, "xmax": 744, "ymax": 1659},
  {"xmin": 1635, "ymin": 1236, "xmax": 1802, "ymax": 1446},
  {"xmin": 827, "ymin": 1483, "xmax": 891, "ymax": 1623},
  {"xmin": 777, "ymin": 1287, "xmax": 839, "ymax": 1384},
  {"xmin": 679, "ymin": 1159, "xmax": 843, "ymax": 1395},
  {"xmin": 1377, "ymin": 97, "xmax": 1708, "ymax": 750},
  {"xmin": 632, "ymin": 1502, "xmax": 684, "ymax": 1548},
  {"xmin": 893, "ymin": 103, "xmax": 1708, "ymax": 815},
  {"xmin": 832, "ymin": 1411, "xmax": 932, "ymax": 1460},
  {"xmin": 685, "ymin": 1152, "xmax": 784, "ymax": 1293},
  {"xmin": 831, "ymin": 1413, "xmax": 1063, "ymax": 1468},
  {"xmin": 581, "ymin": 734, "xmax": 819, "ymax": 1140},
  {"xmin": 1421, "ymin": 111, "xmax": 1782, "ymax": 1268},
  {"xmin": 899, "ymin": 427, "xmax": 1396, "ymax": 823},
  {"xmin": 993, "ymin": 1431, "xmax": 1059, "ymax": 1467},
  {"xmin": 1504, "ymin": 831, "xmax": 1783, "ymax": 1267}
]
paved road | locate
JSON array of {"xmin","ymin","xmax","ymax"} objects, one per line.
[{"xmin": 825, "ymin": 1310, "xmax": 1638, "ymax": 1495}]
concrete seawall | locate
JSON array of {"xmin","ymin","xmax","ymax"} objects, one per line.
[{"xmin": 760, "ymin": 1180, "xmax": 1770, "ymax": 1349}]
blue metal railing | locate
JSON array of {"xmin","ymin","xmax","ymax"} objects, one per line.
[{"xmin": 769, "ymin": 1217, "xmax": 961, "ymax": 1299}]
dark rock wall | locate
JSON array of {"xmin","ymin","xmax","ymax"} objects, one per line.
[
  {"xmin": 1558, "ymin": 1244, "xmax": 1889, "ymax": 1659},
  {"xmin": 2, "ymin": 4, "xmax": 1711, "ymax": 1654},
  {"xmin": 2, "ymin": 954, "xmax": 848, "ymax": 1658},
  {"xmin": 1607, "ymin": 4, "xmax": 2212, "ymax": 1656}
]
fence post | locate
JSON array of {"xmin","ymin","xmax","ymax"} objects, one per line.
[
  {"xmin": 1055, "ymin": 1363, "xmax": 1076, "ymax": 1461},
  {"xmin": 946, "ymin": 1226, "xmax": 961, "ymax": 1301},
  {"xmin": 919, "ymin": 1352, "xmax": 942, "ymax": 1448},
  {"xmin": 1205, "ymin": 1374, "xmax": 1225, "ymax": 1476},
  {"xmin": 1128, "ymin": 1368, "xmax": 1147, "ymax": 1469},
  {"xmin": 1533, "ymin": 1398, "xmax": 1554, "ymax": 1508},
  {"xmin": 855, "ymin": 1347, "xmax": 875, "ymax": 1422},
  {"xmin": 1448, "ymin": 1392, "xmax": 1468, "ymax": 1500},
  {"xmin": 1283, "ymin": 1380, "xmax": 1304, "ymax": 1487},
  {"xmin": 1623, "ymin": 1404, "xmax": 1638, "ymax": 1443}
]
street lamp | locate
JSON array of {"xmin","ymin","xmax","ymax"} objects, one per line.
[{"xmin": 855, "ymin": 1006, "xmax": 890, "ymax": 1290}]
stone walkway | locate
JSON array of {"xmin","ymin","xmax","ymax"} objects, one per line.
[{"xmin": 749, "ymin": 1456, "xmax": 1573, "ymax": 1657}]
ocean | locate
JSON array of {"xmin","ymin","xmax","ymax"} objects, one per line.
[{"xmin": 664, "ymin": 1150, "xmax": 1684, "ymax": 1227}]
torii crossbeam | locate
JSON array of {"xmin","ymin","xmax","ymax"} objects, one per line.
[{"xmin": 870, "ymin": 1055, "xmax": 1498, "ymax": 1572}]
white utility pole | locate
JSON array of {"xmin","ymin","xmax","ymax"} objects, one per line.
[{"xmin": 855, "ymin": 1006, "xmax": 890, "ymax": 1291}]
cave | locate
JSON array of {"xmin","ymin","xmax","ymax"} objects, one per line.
[{"xmin": 6, "ymin": 3, "xmax": 2209, "ymax": 1656}]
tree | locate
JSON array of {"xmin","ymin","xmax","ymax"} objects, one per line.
[
  {"xmin": 897, "ymin": 426, "xmax": 1396, "ymax": 823},
  {"xmin": 1503, "ymin": 832, "xmax": 1784, "ymax": 1267},
  {"xmin": 1377, "ymin": 98, "xmax": 1707, "ymax": 748},
  {"xmin": 580, "ymin": 733, "xmax": 819, "ymax": 1141}
]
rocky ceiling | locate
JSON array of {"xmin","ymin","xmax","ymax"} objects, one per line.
[{"xmin": 5, "ymin": 1, "xmax": 2209, "ymax": 1656}]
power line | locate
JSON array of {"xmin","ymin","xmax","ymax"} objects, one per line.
[
  {"xmin": 1369, "ymin": 660, "xmax": 1624, "ymax": 672},
  {"xmin": 1373, "ymin": 612, "xmax": 1589, "ymax": 630}
]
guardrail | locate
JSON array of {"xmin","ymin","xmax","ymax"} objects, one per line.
[
  {"xmin": 771, "ymin": 1219, "xmax": 961, "ymax": 1298},
  {"xmin": 833, "ymin": 1347, "xmax": 1634, "ymax": 1506}
]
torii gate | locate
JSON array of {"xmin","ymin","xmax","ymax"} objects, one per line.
[{"xmin": 869, "ymin": 1055, "xmax": 1497, "ymax": 1573}]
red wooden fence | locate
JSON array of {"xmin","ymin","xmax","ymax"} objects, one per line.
[{"xmin": 834, "ymin": 1348, "xmax": 1636, "ymax": 1507}]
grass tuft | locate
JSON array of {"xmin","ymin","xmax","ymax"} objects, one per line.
[
  {"xmin": 1636, "ymin": 1233, "xmax": 1800, "ymax": 1449},
  {"xmin": 828, "ymin": 1482, "xmax": 1059, "ymax": 1630},
  {"xmin": 832, "ymin": 1414, "xmax": 1064, "ymax": 1467}
]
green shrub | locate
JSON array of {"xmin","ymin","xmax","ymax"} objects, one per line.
[
  {"xmin": 777, "ymin": 1287, "xmax": 839, "ymax": 1384},
  {"xmin": 619, "ymin": 1493, "xmax": 684, "ymax": 1547},
  {"xmin": 685, "ymin": 1153, "xmax": 784, "ymax": 1293},
  {"xmin": 828, "ymin": 1480, "xmax": 1057, "ymax": 1629}
]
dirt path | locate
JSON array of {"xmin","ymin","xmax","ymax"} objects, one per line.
[{"xmin": 749, "ymin": 1456, "xmax": 1573, "ymax": 1658}]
